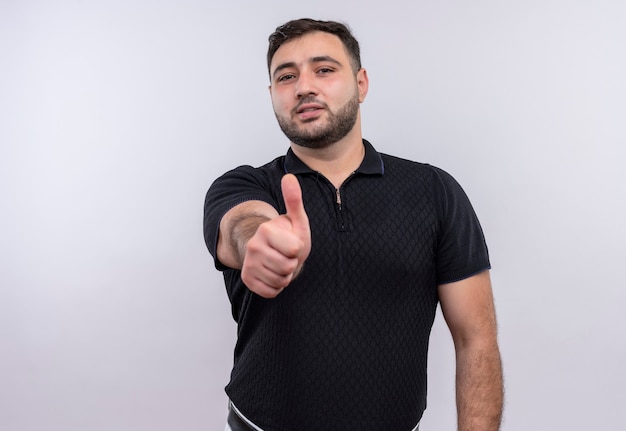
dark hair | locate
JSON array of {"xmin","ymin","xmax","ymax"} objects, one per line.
[{"xmin": 267, "ymin": 18, "xmax": 361, "ymax": 76}]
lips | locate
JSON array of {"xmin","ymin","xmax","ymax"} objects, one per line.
[
  {"xmin": 294, "ymin": 102, "xmax": 325, "ymax": 121},
  {"xmin": 296, "ymin": 103, "xmax": 324, "ymax": 114}
]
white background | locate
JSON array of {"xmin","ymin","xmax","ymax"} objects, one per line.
[{"xmin": 1, "ymin": 1, "xmax": 625, "ymax": 430}]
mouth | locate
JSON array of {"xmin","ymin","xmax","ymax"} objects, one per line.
[
  {"xmin": 295, "ymin": 103, "xmax": 325, "ymax": 120},
  {"xmin": 296, "ymin": 103, "xmax": 324, "ymax": 113}
]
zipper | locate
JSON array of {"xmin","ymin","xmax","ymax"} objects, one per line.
[
  {"xmin": 334, "ymin": 171, "xmax": 356, "ymax": 231},
  {"xmin": 335, "ymin": 187, "xmax": 345, "ymax": 230}
]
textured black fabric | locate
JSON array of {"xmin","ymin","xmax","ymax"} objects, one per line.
[{"xmin": 204, "ymin": 140, "xmax": 490, "ymax": 431}]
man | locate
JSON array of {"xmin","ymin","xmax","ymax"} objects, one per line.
[{"xmin": 204, "ymin": 18, "xmax": 503, "ymax": 431}]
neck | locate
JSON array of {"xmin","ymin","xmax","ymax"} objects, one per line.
[{"xmin": 290, "ymin": 122, "xmax": 364, "ymax": 188}]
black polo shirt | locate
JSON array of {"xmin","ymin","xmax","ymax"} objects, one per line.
[{"xmin": 204, "ymin": 139, "xmax": 490, "ymax": 431}]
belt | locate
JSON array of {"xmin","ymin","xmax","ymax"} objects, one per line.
[
  {"xmin": 227, "ymin": 403, "xmax": 420, "ymax": 431},
  {"xmin": 227, "ymin": 405, "xmax": 260, "ymax": 431}
]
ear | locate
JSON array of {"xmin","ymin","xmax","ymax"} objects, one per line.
[{"xmin": 356, "ymin": 68, "xmax": 369, "ymax": 103}]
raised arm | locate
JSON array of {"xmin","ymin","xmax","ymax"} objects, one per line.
[
  {"xmin": 438, "ymin": 270, "xmax": 504, "ymax": 431},
  {"xmin": 216, "ymin": 174, "xmax": 311, "ymax": 298}
]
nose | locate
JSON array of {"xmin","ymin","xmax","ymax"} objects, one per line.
[{"xmin": 295, "ymin": 72, "xmax": 318, "ymax": 98}]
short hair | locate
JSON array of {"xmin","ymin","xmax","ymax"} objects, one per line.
[{"xmin": 267, "ymin": 18, "xmax": 362, "ymax": 76}]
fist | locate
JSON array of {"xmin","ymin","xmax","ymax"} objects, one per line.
[{"xmin": 241, "ymin": 174, "xmax": 311, "ymax": 298}]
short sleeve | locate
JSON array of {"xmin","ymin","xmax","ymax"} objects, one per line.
[
  {"xmin": 431, "ymin": 167, "xmax": 491, "ymax": 284},
  {"xmin": 203, "ymin": 165, "xmax": 281, "ymax": 269}
]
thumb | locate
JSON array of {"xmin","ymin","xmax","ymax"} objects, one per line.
[{"xmin": 281, "ymin": 174, "xmax": 310, "ymax": 235}]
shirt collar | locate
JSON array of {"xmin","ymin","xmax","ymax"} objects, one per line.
[{"xmin": 284, "ymin": 139, "xmax": 384, "ymax": 176}]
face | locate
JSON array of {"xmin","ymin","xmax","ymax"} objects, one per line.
[{"xmin": 269, "ymin": 31, "xmax": 368, "ymax": 149}]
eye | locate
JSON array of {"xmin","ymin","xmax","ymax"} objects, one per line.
[
  {"xmin": 317, "ymin": 67, "xmax": 334, "ymax": 74},
  {"xmin": 277, "ymin": 73, "xmax": 296, "ymax": 83}
]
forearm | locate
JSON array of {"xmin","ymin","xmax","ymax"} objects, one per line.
[
  {"xmin": 225, "ymin": 213, "xmax": 271, "ymax": 268},
  {"xmin": 216, "ymin": 177, "xmax": 310, "ymax": 298},
  {"xmin": 217, "ymin": 201, "xmax": 277, "ymax": 269},
  {"xmin": 455, "ymin": 340, "xmax": 503, "ymax": 431}
]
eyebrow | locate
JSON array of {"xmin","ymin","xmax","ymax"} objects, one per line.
[{"xmin": 272, "ymin": 55, "xmax": 343, "ymax": 80}]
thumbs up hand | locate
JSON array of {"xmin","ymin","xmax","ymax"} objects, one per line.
[{"xmin": 241, "ymin": 174, "xmax": 311, "ymax": 298}]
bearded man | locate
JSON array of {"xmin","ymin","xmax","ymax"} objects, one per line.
[{"xmin": 204, "ymin": 18, "xmax": 503, "ymax": 431}]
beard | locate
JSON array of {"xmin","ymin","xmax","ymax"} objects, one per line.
[{"xmin": 274, "ymin": 90, "xmax": 360, "ymax": 150}]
